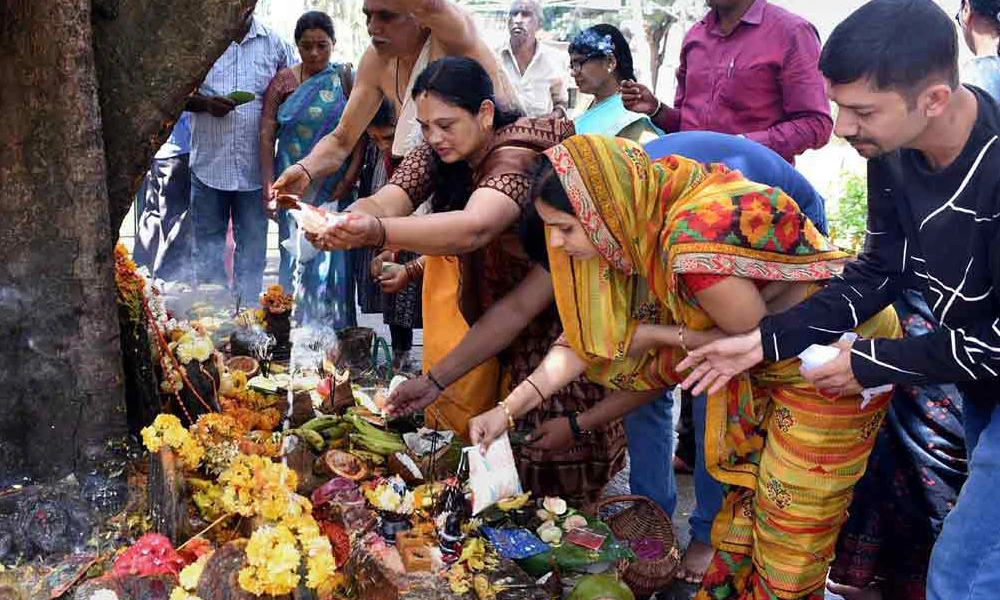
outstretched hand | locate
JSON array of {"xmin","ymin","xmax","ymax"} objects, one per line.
[
  {"xmin": 677, "ymin": 329, "xmax": 764, "ymax": 395},
  {"xmin": 384, "ymin": 375, "xmax": 441, "ymax": 417},
  {"xmin": 800, "ymin": 339, "xmax": 862, "ymax": 397},
  {"xmin": 305, "ymin": 212, "xmax": 379, "ymax": 251}
]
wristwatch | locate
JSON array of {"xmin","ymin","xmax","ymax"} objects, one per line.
[{"xmin": 567, "ymin": 412, "xmax": 590, "ymax": 440}]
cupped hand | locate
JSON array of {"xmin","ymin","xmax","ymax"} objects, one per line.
[
  {"xmin": 206, "ymin": 95, "xmax": 237, "ymax": 117},
  {"xmin": 384, "ymin": 375, "xmax": 441, "ymax": 417},
  {"xmin": 370, "ymin": 250, "xmax": 394, "ymax": 279},
  {"xmin": 469, "ymin": 406, "xmax": 511, "ymax": 453},
  {"xmin": 525, "ymin": 417, "xmax": 574, "ymax": 452},
  {"xmin": 272, "ymin": 164, "xmax": 311, "ymax": 199},
  {"xmin": 800, "ymin": 339, "xmax": 862, "ymax": 397},
  {"xmin": 378, "ymin": 264, "xmax": 410, "ymax": 293},
  {"xmin": 308, "ymin": 212, "xmax": 379, "ymax": 251},
  {"xmin": 677, "ymin": 329, "xmax": 764, "ymax": 395}
]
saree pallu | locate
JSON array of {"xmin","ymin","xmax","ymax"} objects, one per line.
[
  {"xmin": 275, "ymin": 64, "xmax": 355, "ymax": 328},
  {"xmin": 542, "ymin": 136, "xmax": 902, "ymax": 598},
  {"xmin": 574, "ymin": 93, "xmax": 663, "ymax": 143}
]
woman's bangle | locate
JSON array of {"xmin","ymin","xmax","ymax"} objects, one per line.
[
  {"xmin": 404, "ymin": 259, "xmax": 424, "ymax": 282},
  {"xmin": 294, "ymin": 162, "xmax": 314, "ymax": 183},
  {"xmin": 499, "ymin": 400, "xmax": 516, "ymax": 429},
  {"xmin": 649, "ymin": 102, "xmax": 664, "ymax": 119},
  {"xmin": 426, "ymin": 370, "xmax": 446, "ymax": 391},
  {"xmin": 678, "ymin": 323, "xmax": 690, "ymax": 353},
  {"xmin": 373, "ymin": 215, "xmax": 387, "ymax": 249},
  {"xmin": 524, "ymin": 378, "xmax": 544, "ymax": 402}
]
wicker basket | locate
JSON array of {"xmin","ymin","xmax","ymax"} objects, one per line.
[{"xmin": 596, "ymin": 494, "xmax": 681, "ymax": 598}]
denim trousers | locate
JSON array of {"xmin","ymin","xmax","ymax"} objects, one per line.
[
  {"xmin": 623, "ymin": 389, "xmax": 725, "ymax": 544},
  {"xmin": 926, "ymin": 400, "xmax": 1000, "ymax": 600},
  {"xmin": 190, "ymin": 174, "xmax": 267, "ymax": 301}
]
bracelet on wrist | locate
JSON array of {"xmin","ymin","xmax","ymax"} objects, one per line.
[
  {"xmin": 567, "ymin": 412, "xmax": 588, "ymax": 440},
  {"xmin": 679, "ymin": 323, "xmax": 690, "ymax": 354},
  {"xmin": 524, "ymin": 378, "xmax": 544, "ymax": 402},
  {"xmin": 426, "ymin": 370, "xmax": 446, "ymax": 391},
  {"xmin": 373, "ymin": 215, "xmax": 387, "ymax": 250},
  {"xmin": 295, "ymin": 162, "xmax": 314, "ymax": 183},
  {"xmin": 649, "ymin": 102, "xmax": 664, "ymax": 119},
  {"xmin": 499, "ymin": 400, "xmax": 516, "ymax": 429}
]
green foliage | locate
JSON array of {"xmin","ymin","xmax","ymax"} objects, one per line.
[{"xmin": 829, "ymin": 172, "xmax": 868, "ymax": 254}]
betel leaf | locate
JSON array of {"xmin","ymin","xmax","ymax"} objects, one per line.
[{"xmin": 227, "ymin": 91, "xmax": 255, "ymax": 105}]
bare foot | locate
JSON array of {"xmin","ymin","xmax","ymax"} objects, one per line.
[
  {"xmin": 675, "ymin": 539, "xmax": 713, "ymax": 584},
  {"xmin": 827, "ymin": 581, "xmax": 883, "ymax": 600}
]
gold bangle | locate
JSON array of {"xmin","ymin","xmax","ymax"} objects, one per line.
[
  {"xmin": 679, "ymin": 323, "xmax": 690, "ymax": 353},
  {"xmin": 499, "ymin": 400, "xmax": 515, "ymax": 429}
]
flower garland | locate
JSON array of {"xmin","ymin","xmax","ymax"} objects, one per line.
[
  {"xmin": 140, "ymin": 414, "xmax": 204, "ymax": 470},
  {"xmin": 215, "ymin": 455, "xmax": 339, "ymax": 596},
  {"xmin": 260, "ymin": 284, "xmax": 293, "ymax": 314}
]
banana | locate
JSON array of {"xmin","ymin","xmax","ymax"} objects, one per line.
[
  {"xmin": 287, "ymin": 428, "xmax": 326, "ymax": 453},
  {"xmin": 322, "ymin": 423, "xmax": 351, "ymax": 441},
  {"xmin": 301, "ymin": 415, "xmax": 341, "ymax": 432},
  {"xmin": 349, "ymin": 449, "xmax": 386, "ymax": 465},
  {"xmin": 346, "ymin": 414, "xmax": 402, "ymax": 445},
  {"xmin": 496, "ymin": 492, "xmax": 532, "ymax": 512},
  {"xmin": 349, "ymin": 433, "xmax": 406, "ymax": 456}
]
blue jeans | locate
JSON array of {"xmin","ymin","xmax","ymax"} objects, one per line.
[
  {"xmin": 624, "ymin": 391, "xmax": 677, "ymax": 517},
  {"xmin": 190, "ymin": 174, "xmax": 267, "ymax": 301},
  {"xmin": 623, "ymin": 390, "xmax": 725, "ymax": 544},
  {"xmin": 926, "ymin": 400, "xmax": 1000, "ymax": 600}
]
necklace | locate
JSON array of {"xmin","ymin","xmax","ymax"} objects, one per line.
[{"xmin": 394, "ymin": 58, "xmax": 405, "ymax": 107}]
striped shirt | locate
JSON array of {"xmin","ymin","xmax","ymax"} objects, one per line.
[{"xmin": 189, "ymin": 17, "xmax": 298, "ymax": 191}]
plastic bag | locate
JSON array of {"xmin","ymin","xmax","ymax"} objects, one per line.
[{"xmin": 464, "ymin": 433, "xmax": 523, "ymax": 515}]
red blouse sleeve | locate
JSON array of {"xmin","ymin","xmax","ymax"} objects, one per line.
[
  {"xmin": 683, "ymin": 274, "xmax": 769, "ymax": 293},
  {"xmin": 261, "ymin": 69, "xmax": 298, "ymax": 124}
]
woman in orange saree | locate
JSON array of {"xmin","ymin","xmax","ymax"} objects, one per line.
[{"xmin": 469, "ymin": 134, "xmax": 900, "ymax": 599}]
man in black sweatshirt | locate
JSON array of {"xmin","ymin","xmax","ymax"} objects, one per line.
[{"xmin": 678, "ymin": 2, "xmax": 1000, "ymax": 599}]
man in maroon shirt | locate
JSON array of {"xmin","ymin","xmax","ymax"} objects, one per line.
[{"xmin": 622, "ymin": 0, "xmax": 832, "ymax": 163}]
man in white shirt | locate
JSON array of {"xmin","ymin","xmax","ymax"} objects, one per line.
[{"xmin": 497, "ymin": 0, "xmax": 569, "ymax": 118}]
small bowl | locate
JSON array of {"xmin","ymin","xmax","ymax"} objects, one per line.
[{"xmin": 226, "ymin": 355, "xmax": 260, "ymax": 378}]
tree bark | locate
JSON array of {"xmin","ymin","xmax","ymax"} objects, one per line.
[
  {"xmin": 91, "ymin": 0, "xmax": 258, "ymax": 230},
  {"xmin": 0, "ymin": 0, "xmax": 127, "ymax": 493},
  {"xmin": 0, "ymin": 0, "xmax": 256, "ymax": 495}
]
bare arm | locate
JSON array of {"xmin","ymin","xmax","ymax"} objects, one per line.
[
  {"xmin": 273, "ymin": 49, "xmax": 386, "ymax": 196},
  {"xmin": 503, "ymin": 344, "xmax": 589, "ymax": 420},
  {"xmin": 577, "ymin": 389, "xmax": 662, "ymax": 433},
  {"xmin": 391, "ymin": 0, "xmax": 479, "ymax": 55},
  {"xmin": 431, "ymin": 266, "xmax": 554, "ymax": 386},
  {"xmin": 381, "ymin": 187, "xmax": 521, "ymax": 255},
  {"xmin": 330, "ymin": 140, "xmax": 367, "ymax": 203}
]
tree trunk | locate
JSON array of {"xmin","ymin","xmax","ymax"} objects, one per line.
[
  {"xmin": 0, "ymin": 0, "xmax": 127, "ymax": 497},
  {"xmin": 0, "ymin": 0, "xmax": 255, "ymax": 498},
  {"xmin": 91, "ymin": 0, "xmax": 258, "ymax": 230}
]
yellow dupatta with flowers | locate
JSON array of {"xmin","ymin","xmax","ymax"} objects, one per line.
[{"xmin": 542, "ymin": 135, "xmax": 901, "ymax": 599}]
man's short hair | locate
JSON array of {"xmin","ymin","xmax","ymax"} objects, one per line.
[{"xmin": 819, "ymin": 0, "xmax": 959, "ymax": 104}]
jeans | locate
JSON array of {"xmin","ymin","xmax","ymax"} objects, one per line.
[
  {"xmin": 624, "ymin": 390, "xmax": 677, "ymax": 517},
  {"xmin": 623, "ymin": 389, "xmax": 725, "ymax": 545},
  {"xmin": 926, "ymin": 401, "xmax": 1000, "ymax": 600},
  {"xmin": 190, "ymin": 174, "xmax": 267, "ymax": 301}
]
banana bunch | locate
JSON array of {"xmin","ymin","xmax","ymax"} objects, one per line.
[{"xmin": 345, "ymin": 413, "xmax": 406, "ymax": 456}]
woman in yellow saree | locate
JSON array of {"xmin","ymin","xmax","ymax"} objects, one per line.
[{"xmin": 468, "ymin": 134, "xmax": 900, "ymax": 600}]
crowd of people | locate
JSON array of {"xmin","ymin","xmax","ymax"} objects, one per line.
[{"xmin": 130, "ymin": 0, "xmax": 1000, "ymax": 598}]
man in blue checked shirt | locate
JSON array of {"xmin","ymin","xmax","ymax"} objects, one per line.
[{"xmin": 186, "ymin": 12, "xmax": 298, "ymax": 300}]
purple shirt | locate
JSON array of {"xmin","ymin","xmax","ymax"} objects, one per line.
[{"xmin": 655, "ymin": 0, "xmax": 832, "ymax": 162}]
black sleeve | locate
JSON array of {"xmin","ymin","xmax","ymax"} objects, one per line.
[
  {"xmin": 759, "ymin": 160, "xmax": 907, "ymax": 360},
  {"xmin": 851, "ymin": 224, "xmax": 1000, "ymax": 387}
]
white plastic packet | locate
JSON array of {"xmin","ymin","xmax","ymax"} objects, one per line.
[
  {"xmin": 464, "ymin": 433, "xmax": 523, "ymax": 515},
  {"xmin": 280, "ymin": 202, "xmax": 347, "ymax": 263},
  {"xmin": 797, "ymin": 333, "xmax": 893, "ymax": 408}
]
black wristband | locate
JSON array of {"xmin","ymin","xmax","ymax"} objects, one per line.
[
  {"xmin": 426, "ymin": 371, "xmax": 446, "ymax": 392},
  {"xmin": 567, "ymin": 412, "xmax": 583, "ymax": 440}
]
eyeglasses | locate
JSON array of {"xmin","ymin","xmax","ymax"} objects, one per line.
[{"xmin": 569, "ymin": 55, "xmax": 603, "ymax": 72}]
